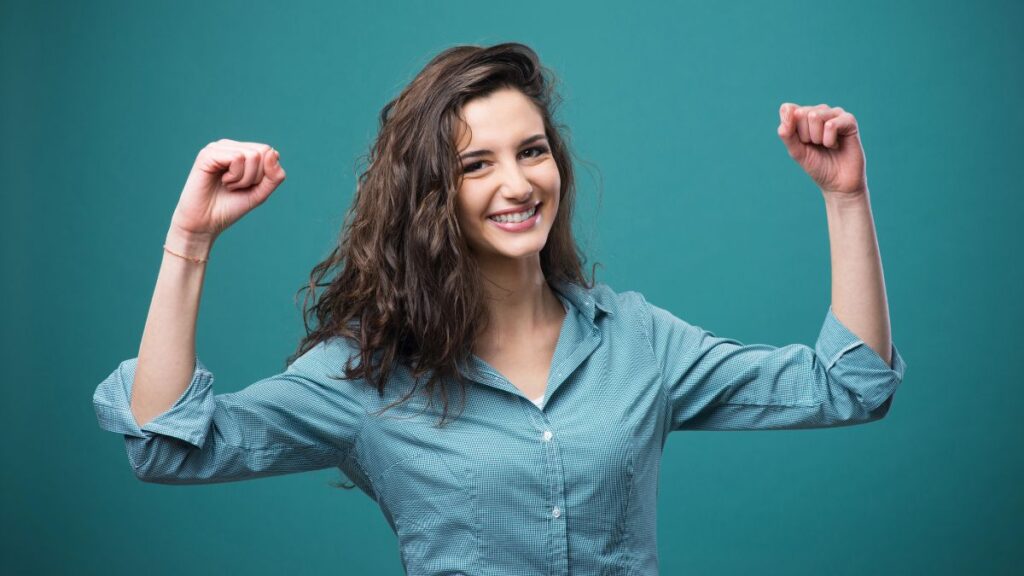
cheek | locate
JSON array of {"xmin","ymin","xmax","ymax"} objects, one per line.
[
  {"xmin": 545, "ymin": 170, "xmax": 562, "ymax": 209},
  {"xmin": 454, "ymin": 186, "xmax": 485, "ymax": 227}
]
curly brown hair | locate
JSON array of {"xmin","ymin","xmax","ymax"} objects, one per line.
[{"xmin": 288, "ymin": 42, "xmax": 599, "ymax": 434}]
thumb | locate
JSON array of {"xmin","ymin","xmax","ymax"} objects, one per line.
[
  {"xmin": 264, "ymin": 148, "xmax": 286, "ymax": 184},
  {"xmin": 777, "ymin": 103, "xmax": 804, "ymax": 159},
  {"xmin": 252, "ymin": 148, "xmax": 286, "ymax": 204}
]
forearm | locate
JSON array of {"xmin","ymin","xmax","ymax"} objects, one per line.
[
  {"xmin": 130, "ymin": 228, "xmax": 213, "ymax": 427},
  {"xmin": 822, "ymin": 189, "xmax": 893, "ymax": 366}
]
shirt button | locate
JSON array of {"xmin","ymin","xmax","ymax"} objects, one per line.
[
  {"xmin": 542, "ymin": 430, "xmax": 553, "ymax": 442},
  {"xmin": 552, "ymin": 506, "xmax": 561, "ymax": 518}
]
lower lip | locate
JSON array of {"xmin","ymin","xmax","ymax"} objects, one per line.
[{"xmin": 488, "ymin": 206, "xmax": 541, "ymax": 232}]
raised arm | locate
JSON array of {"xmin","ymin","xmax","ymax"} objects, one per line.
[
  {"xmin": 91, "ymin": 140, "xmax": 372, "ymax": 484},
  {"xmin": 130, "ymin": 140, "xmax": 285, "ymax": 427},
  {"xmin": 643, "ymin": 103, "xmax": 906, "ymax": 434},
  {"xmin": 778, "ymin": 102, "xmax": 892, "ymax": 365}
]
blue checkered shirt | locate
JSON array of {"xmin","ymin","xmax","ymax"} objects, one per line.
[{"xmin": 93, "ymin": 280, "xmax": 906, "ymax": 575}]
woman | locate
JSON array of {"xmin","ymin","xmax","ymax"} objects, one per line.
[{"xmin": 94, "ymin": 42, "xmax": 906, "ymax": 574}]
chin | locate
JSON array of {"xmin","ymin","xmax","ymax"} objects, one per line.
[{"xmin": 473, "ymin": 236, "xmax": 549, "ymax": 263}]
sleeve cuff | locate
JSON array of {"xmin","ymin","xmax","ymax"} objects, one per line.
[
  {"xmin": 92, "ymin": 354, "xmax": 216, "ymax": 449},
  {"xmin": 815, "ymin": 306, "xmax": 907, "ymax": 410}
]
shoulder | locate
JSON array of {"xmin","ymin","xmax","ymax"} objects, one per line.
[
  {"xmin": 586, "ymin": 281, "xmax": 652, "ymax": 317},
  {"xmin": 289, "ymin": 334, "xmax": 364, "ymax": 382},
  {"xmin": 562, "ymin": 281, "xmax": 655, "ymax": 338}
]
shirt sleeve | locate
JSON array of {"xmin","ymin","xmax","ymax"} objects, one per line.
[
  {"xmin": 640, "ymin": 297, "xmax": 907, "ymax": 432},
  {"xmin": 92, "ymin": 338, "xmax": 366, "ymax": 484}
]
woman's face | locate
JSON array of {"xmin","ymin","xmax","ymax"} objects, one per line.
[{"xmin": 454, "ymin": 88, "xmax": 561, "ymax": 268}]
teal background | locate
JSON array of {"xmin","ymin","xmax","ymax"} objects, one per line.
[{"xmin": 3, "ymin": 0, "xmax": 1020, "ymax": 574}]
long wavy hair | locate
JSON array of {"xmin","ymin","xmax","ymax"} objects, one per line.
[{"xmin": 288, "ymin": 42, "xmax": 599, "ymax": 436}]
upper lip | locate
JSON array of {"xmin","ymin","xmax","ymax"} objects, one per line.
[{"xmin": 487, "ymin": 201, "xmax": 541, "ymax": 217}]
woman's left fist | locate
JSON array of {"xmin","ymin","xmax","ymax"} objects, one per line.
[{"xmin": 778, "ymin": 103, "xmax": 867, "ymax": 197}]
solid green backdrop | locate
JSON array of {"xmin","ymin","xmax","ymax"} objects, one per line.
[{"xmin": 2, "ymin": 0, "xmax": 1021, "ymax": 574}]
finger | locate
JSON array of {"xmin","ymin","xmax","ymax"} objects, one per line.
[
  {"xmin": 820, "ymin": 107, "xmax": 846, "ymax": 148},
  {"xmin": 197, "ymin": 142, "xmax": 239, "ymax": 180},
  {"xmin": 778, "ymin": 103, "xmax": 797, "ymax": 135},
  {"xmin": 823, "ymin": 111, "xmax": 858, "ymax": 149},
  {"xmin": 251, "ymin": 148, "xmax": 286, "ymax": 205},
  {"xmin": 235, "ymin": 149, "xmax": 261, "ymax": 190},
  {"xmin": 253, "ymin": 150, "xmax": 266, "ymax": 185},
  {"xmin": 794, "ymin": 107, "xmax": 811, "ymax": 144},
  {"xmin": 806, "ymin": 105, "xmax": 831, "ymax": 145},
  {"xmin": 265, "ymin": 148, "xmax": 286, "ymax": 184},
  {"xmin": 202, "ymin": 142, "xmax": 247, "ymax": 186},
  {"xmin": 807, "ymin": 104, "xmax": 833, "ymax": 145},
  {"xmin": 777, "ymin": 103, "xmax": 806, "ymax": 160},
  {"xmin": 242, "ymin": 143, "xmax": 272, "ymax": 188},
  {"xmin": 220, "ymin": 150, "xmax": 246, "ymax": 186}
]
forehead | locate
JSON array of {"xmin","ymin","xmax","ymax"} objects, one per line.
[{"xmin": 456, "ymin": 88, "xmax": 546, "ymax": 151}]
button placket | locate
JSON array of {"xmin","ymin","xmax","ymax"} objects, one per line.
[{"xmin": 523, "ymin": 392, "xmax": 568, "ymax": 568}]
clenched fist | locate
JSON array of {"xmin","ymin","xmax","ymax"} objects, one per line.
[
  {"xmin": 170, "ymin": 139, "xmax": 287, "ymax": 241},
  {"xmin": 777, "ymin": 103, "xmax": 867, "ymax": 198}
]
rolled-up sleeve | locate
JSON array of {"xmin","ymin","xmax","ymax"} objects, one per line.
[
  {"xmin": 92, "ymin": 338, "xmax": 366, "ymax": 484},
  {"xmin": 641, "ymin": 297, "xmax": 906, "ymax": 432}
]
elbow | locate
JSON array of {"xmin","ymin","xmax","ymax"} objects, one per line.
[
  {"xmin": 855, "ymin": 374, "xmax": 899, "ymax": 424},
  {"xmin": 864, "ymin": 393, "xmax": 895, "ymax": 423},
  {"xmin": 132, "ymin": 464, "xmax": 162, "ymax": 484},
  {"xmin": 124, "ymin": 436, "xmax": 183, "ymax": 484},
  {"xmin": 125, "ymin": 438, "xmax": 163, "ymax": 483},
  {"xmin": 831, "ymin": 388, "xmax": 897, "ymax": 427}
]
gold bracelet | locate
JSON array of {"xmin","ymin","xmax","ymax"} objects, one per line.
[{"xmin": 163, "ymin": 244, "xmax": 209, "ymax": 264}]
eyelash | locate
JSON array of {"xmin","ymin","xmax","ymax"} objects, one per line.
[{"xmin": 462, "ymin": 145, "xmax": 550, "ymax": 174}]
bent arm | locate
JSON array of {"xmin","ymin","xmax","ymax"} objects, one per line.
[{"xmin": 96, "ymin": 227, "xmax": 365, "ymax": 483}]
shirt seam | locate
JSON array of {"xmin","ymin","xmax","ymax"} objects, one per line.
[
  {"xmin": 316, "ymin": 348, "xmax": 370, "ymax": 468},
  {"xmin": 634, "ymin": 294, "xmax": 672, "ymax": 428}
]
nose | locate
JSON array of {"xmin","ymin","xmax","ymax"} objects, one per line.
[{"xmin": 498, "ymin": 160, "xmax": 533, "ymax": 200}]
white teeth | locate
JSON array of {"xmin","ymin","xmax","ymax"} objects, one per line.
[{"xmin": 489, "ymin": 205, "xmax": 537, "ymax": 223}]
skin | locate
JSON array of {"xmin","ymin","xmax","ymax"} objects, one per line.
[
  {"xmin": 453, "ymin": 88, "xmax": 566, "ymax": 392},
  {"xmin": 778, "ymin": 102, "xmax": 893, "ymax": 365},
  {"xmin": 131, "ymin": 141, "xmax": 286, "ymax": 426}
]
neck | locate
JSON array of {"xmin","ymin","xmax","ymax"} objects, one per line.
[{"xmin": 475, "ymin": 253, "xmax": 564, "ymax": 344}]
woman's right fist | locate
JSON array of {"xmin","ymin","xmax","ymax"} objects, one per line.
[{"xmin": 170, "ymin": 139, "xmax": 287, "ymax": 240}]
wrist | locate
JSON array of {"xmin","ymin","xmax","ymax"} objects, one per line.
[
  {"xmin": 165, "ymin": 227, "xmax": 215, "ymax": 262},
  {"xmin": 822, "ymin": 187, "xmax": 871, "ymax": 212}
]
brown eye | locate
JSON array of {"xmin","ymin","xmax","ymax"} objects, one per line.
[
  {"xmin": 521, "ymin": 145, "xmax": 550, "ymax": 159},
  {"xmin": 463, "ymin": 161, "xmax": 485, "ymax": 173}
]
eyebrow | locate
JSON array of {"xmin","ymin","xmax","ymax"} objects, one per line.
[{"xmin": 458, "ymin": 134, "xmax": 548, "ymax": 161}]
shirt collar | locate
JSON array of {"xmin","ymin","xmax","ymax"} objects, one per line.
[{"xmin": 550, "ymin": 279, "xmax": 614, "ymax": 328}]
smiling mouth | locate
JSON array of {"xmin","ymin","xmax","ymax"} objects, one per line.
[{"xmin": 487, "ymin": 202, "xmax": 540, "ymax": 223}]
